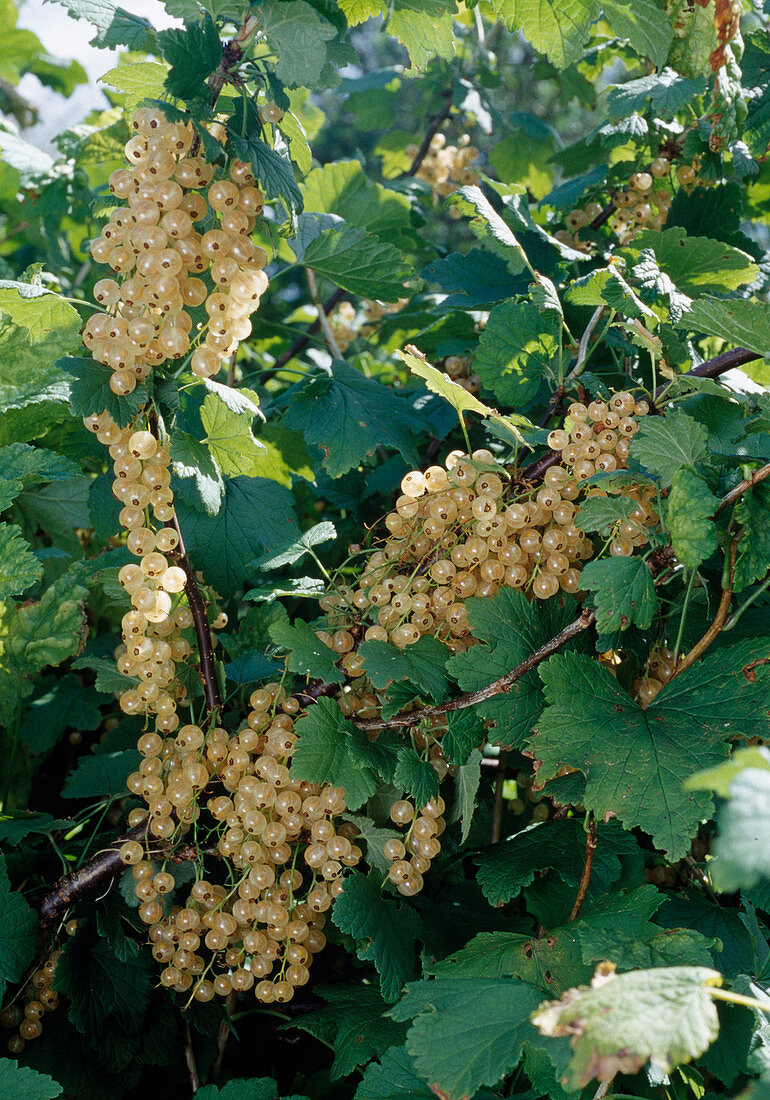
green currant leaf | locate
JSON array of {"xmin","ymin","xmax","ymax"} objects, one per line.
[
  {"xmin": 291, "ymin": 698, "xmax": 381, "ymax": 811},
  {"xmin": 284, "ymin": 360, "xmax": 425, "ymax": 478},
  {"xmin": 354, "ymin": 1045, "xmax": 436, "ymax": 1100},
  {"xmin": 447, "ymin": 590, "xmax": 589, "ymax": 750},
  {"xmin": 157, "ymin": 17, "xmax": 221, "ymax": 101},
  {"xmin": 606, "ymin": 70, "xmax": 709, "ymax": 122},
  {"xmin": 733, "ymin": 480, "xmax": 770, "ymax": 592},
  {"xmin": 390, "ymin": 976, "xmax": 543, "ymax": 1098},
  {"xmin": 632, "ymin": 227, "xmax": 758, "ymax": 296},
  {"xmin": 393, "ymin": 745, "xmax": 439, "ymax": 808},
  {"xmin": 230, "ymin": 133, "xmax": 304, "ymax": 219},
  {"xmin": 487, "ymin": 0, "xmax": 599, "ymax": 68},
  {"xmin": 0, "ymin": 1059, "xmax": 62, "ymax": 1100},
  {"xmin": 0, "ymin": 855, "xmax": 37, "ymax": 1005},
  {"xmin": 173, "ymin": 476, "xmax": 300, "ymax": 596},
  {"xmin": 601, "ymin": 0, "xmax": 673, "ymax": 68},
  {"xmin": 284, "ymin": 984, "xmax": 406, "ymax": 1080},
  {"xmin": 46, "ymin": 0, "xmax": 154, "ymax": 49},
  {"xmin": 475, "ymin": 818, "xmax": 640, "ymax": 907},
  {"xmin": 0, "ymin": 523, "xmax": 42, "ymax": 600},
  {"xmin": 57, "ymin": 357, "xmax": 149, "ymax": 430},
  {"xmin": 359, "ymin": 636, "xmax": 450, "ymax": 702},
  {"xmin": 629, "ymin": 409, "xmax": 709, "ymax": 486},
  {"xmin": 23, "ymin": 673, "xmax": 104, "ymax": 754},
  {"xmin": 302, "ymin": 160, "xmax": 412, "ymax": 239},
  {"xmin": 99, "ymin": 61, "xmax": 168, "ymax": 115},
  {"xmin": 170, "ymin": 430, "xmax": 225, "ymax": 516},
  {"xmin": 268, "ymin": 617, "xmax": 345, "ymax": 684},
  {"xmin": 333, "ymin": 871, "xmax": 421, "ymax": 1002},
  {"xmin": 449, "ymin": 748, "xmax": 482, "ymax": 843},
  {"xmin": 473, "ymin": 299, "xmax": 560, "ymax": 410},
  {"xmin": 574, "ymin": 494, "xmax": 637, "ymax": 536},
  {"xmin": 0, "ymin": 442, "xmax": 78, "ymax": 483},
  {"xmin": 664, "ymin": 467, "xmax": 719, "ymax": 570},
  {"xmin": 0, "ymin": 567, "xmax": 89, "ymax": 716},
  {"xmin": 579, "ymin": 556, "xmax": 658, "ymax": 633},
  {"xmin": 442, "ymin": 710, "xmax": 485, "ymax": 766},
  {"xmin": 534, "ymin": 640, "xmax": 770, "ymax": 857},
  {"xmin": 200, "ymin": 392, "xmax": 266, "ymax": 478},
  {"xmin": 260, "ymin": 1, "xmax": 337, "ymax": 88},
  {"xmin": 62, "ymin": 749, "xmax": 141, "ymax": 799},
  {"xmin": 422, "ymin": 249, "xmax": 527, "ymax": 309},
  {"xmin": 0, "ymin": 282, "xmax": 80, "ymax": 340},
  {"xmin": 688, "ymin": 747, "xmax": 770, "ymax": 892},
  {"xmin": 294, "ymin": 222, "xmax": 412, "ymax": 300},
  {"xmin": 683, "ymin": 298, "xmax": 770, "ymax": 360}
]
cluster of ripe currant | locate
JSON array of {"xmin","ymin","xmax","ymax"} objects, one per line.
[
  {"xmin": 555, "ymin": 154, "xmax": 704, "ymax": 251},
  {"xmin": 408, "ymin": 132, "xmax": 480, "ymax": 200},
  {"xmin": 1, "ymin": 951, "xmax": 59, "ymax": 1054},
  {"xmin": 84, "ymin": 106, "xmax": 268, "ymax": 393}
]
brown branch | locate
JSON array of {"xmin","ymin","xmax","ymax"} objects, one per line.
[
  {"xmin": 684, "ymin": 346, "xmax": 760, "ymax": 381},
  {"xmin": 538, "ymin": 306, "xmax": 605, "ymax": 428},
  {"xmin": 37, "ymin": 820, "xmax": 151, "ymax": 926},
  {"xmin": 184, "ymin": 1021, "xmax": 201, "ymax": 1093},
  {"xmin": 208, "ymin": 13, "xmax": 259, "ymax": 104},
  {"xmin": 716, "ymin": 462, "xmax": 770, "ymax": 515},
  {"xmin": 168, "ymin": 516, "xmax": 222, "ymax": 716},
  {"xmin": 211, "ymin": 990, "xmax": 237, "ymax": 1080},
  {"xmin": 355, "ymin": 609, "xmax": 595, "ymax": 731},
  {"xmin": 268, "ymin": 287, "xmax": 346, "ymax": 376},
  {"xmin": 568, "ymin": 814, "xmax": 596, "ymax": 921},
  {"xmin": 189, "ymin": 13, "xmax": 260, "ymax": 157},
  {"xmin": 400, "ymin": 88, "xmax": 454, "ymax": 180},
  {"xmin": 306, "ymin": 268, "xmax": 342, "ymax": 358},
  {"xmin": 589, "ymin": 201, "xmax": 615, "ymax": 230},
  {"xmin": 673, "ymin": 539, "xmax": 737, "ymax": 678}
]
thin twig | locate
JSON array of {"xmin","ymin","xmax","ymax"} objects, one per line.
[
  {"xmin": 538, "ymin": 306, "xmax": 605, "ymax": 427},
  {"xmin": 673, "ymin": 540, "xmax": 737, "ymax": 677},
  {"xmin": 355, "ymin": 610, "xmax": 595, "ymax": 731},
  {"xmin": 184, "ymin": 1021, "xmax": 201, "ymax": 1093},
  {"xmin": 168, "ymin": 516, "xmax": 222, "ymax": 716},
  {"xmin": 306, "ymin": 269, "xmax": 342, "ymax": 359},
  {"xmin": 190, "ymin": 12, "xmax": 260, "ymax": 157},
  {"xmin": 716, "ymin": 462, "xmax": 770, "ymax": 515},
  {"xmin": 267, "ymin": 287, "xmax": 346, "ymax": 376},
  {"xmin": 589, "ymin": 202, "xmax": 615, "ymax": 231},
  {"xmin": 211, "ymin": 990, "xmax": 237, "ymax": 1079},
  {"xmin": 401, "ymin": 88, "xmax": 454, "ymax": 179},
  {"xmin": 568, "ymin": 815, "xmax": 597, "ymax": 922},
  {"xmin": 491, "ymin": 751, "xmax": 508, "ymax": 844}
]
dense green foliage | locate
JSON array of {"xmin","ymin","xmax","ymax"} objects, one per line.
[{"xmin": 1, "ymin": 0, "xmax": 770, "ymax": 1097}]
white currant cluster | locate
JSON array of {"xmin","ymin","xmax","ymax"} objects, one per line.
[
  {"xmin": 0, "ymin": 952, "xmax": 60, "ymax": 1055},
  {"xmin": 407, "ymin": 133, "xmax": 480, "ymax": 200},
  {"xmin": 117, "ymin": 678, "xmax": 361, "ymax": 1004},
  {"xmin": 84, "ymin": 106, "xmax": 268, "ymax": 392}
]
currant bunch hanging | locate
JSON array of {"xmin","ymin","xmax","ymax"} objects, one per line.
[{"xmin": 84, "ymin": 106, "xmax": 268, "ymax": 393}]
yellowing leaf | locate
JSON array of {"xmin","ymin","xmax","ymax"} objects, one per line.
[{"xmin": 532, "ymin": 965, "xmax": 722, "ymax": 1089}]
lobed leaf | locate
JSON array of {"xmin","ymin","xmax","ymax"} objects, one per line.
[{"xmin": 532, "ymin": 965, "xmax": 722, "ymax": 1089}]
